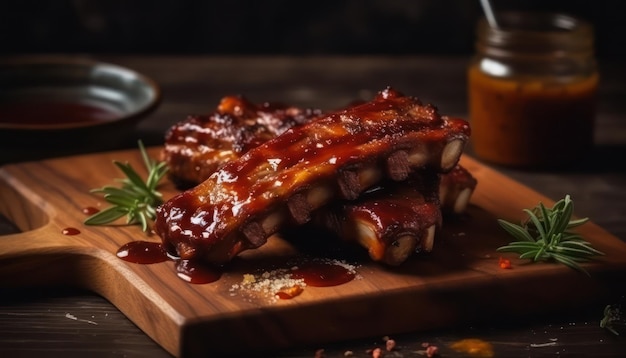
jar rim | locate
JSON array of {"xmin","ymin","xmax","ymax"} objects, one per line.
[{"xmin": 478, "ymin": 11, "xmax": 593, "ymax": 37}]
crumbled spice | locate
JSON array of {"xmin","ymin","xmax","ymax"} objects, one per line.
[
  {"xmin": 242, "ymin": 273, "xmax": 256, "ymax": 284},
  {"xmin": 229, "ymin": 258, "xmax": 359, "ymax": 303},
  {"xmin": 310, "ymin": 257, "xmax": 361, "ymax": 280},
  {"xmin": 229, "ymin": 267, "xmax": 306, "ymax": 303},
  {"xmin": 499, "ymin": 256, "xmax": 512, "ymax": 269}
]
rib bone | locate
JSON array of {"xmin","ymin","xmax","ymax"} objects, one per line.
[{"xmin": 439, "ymin": 164, "xmax": 478, "ymax": 214}]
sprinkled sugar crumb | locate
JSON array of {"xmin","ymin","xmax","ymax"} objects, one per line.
[
  {"xmin": 229, "ymin": 267, "xmax": 306, "ymax": 303},
  {"xmin": 324, "ymin": 258, "xmax": 360, "ymax": 277},
  {"xmin": 229, "ymin": 258, "xmax": 360, "ymax": 303}
]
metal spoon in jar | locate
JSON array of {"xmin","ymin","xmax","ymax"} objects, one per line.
[{"xmin": 480, "ymin": 0, "xmax": 499, "ymax": 28}]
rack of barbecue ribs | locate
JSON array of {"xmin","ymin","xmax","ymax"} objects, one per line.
[{"xmin": 154, "ymin": 87, "xmax": 471, "ymax": 265}]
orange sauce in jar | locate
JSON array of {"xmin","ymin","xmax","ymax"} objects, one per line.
[
  {"xmin": 468, "ymin": 66, "xmax": 598, "ymax": 168},
  {"xmin": 468, "ymin": 12, "xmax": 598, "ymax": 169}
]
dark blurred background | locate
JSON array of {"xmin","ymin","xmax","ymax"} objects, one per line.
[{"xmin": 0, "ymin": 0, "xmax": 623, "ymax": 58}]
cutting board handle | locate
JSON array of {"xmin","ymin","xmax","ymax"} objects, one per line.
[
  {"xmin": 0, "ymin": 226, "xmax": 102, "ymax": 287},
  {"xmin": 0, "ymin": 162, "xmax": 123, "ymax": 288}
]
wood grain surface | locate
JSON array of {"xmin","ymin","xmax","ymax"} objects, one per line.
[{"xmin": 1, "ymin": 147, "xmax": 625, "ymax": 357}]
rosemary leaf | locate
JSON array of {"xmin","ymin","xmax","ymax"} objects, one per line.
[
  {"xmin": 568, "ymin": 217, "xmax": 590, "ymax": 227},
  {"xmin": 524, "ymin": 208, "xmax": 547, "ymax": 240},
  {"xmin": 114, "ymin": 161, "xmax": 152, "ymax": 194},
  {"xmin": 84, "ymin": 206, "xmax": 129, "ymax": 226},
  {"xmin": 497, "ymin": 220, "xmax": 535, "ymax": 242},
  {"xmin": 519, "ymin": 250, "xmax": 540, "ymax": 259},
  {"xmin": 102, "ymin": 195, "xmax": 139, "ymax": 208}
]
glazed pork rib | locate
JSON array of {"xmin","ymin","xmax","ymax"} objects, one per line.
[
  {"xmin": 154, "ymin": 88, "xmax": 470, "ymax": 264},
  {"xmin": 162, "ymin": 95, "xmax": 322, "ymax": 186},
  {"xmin": 316, "ymin": 172, "xmax": 442, "ymax": 266},
  {"xmin": 314, "ymin": 167, "xmax": 478, "ymax": 265}
]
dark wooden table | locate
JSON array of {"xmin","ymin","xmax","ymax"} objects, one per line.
[{"xmin": 1, "ymin": 55, "xmax": 625, "ymax": 357}]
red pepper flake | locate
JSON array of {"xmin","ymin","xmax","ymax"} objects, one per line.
[
  {"xmin": 425, "ymin": 345, "xmax": 439, "ymax": 357},
  {"xmin": 371, "ymin": 347, "xmax": 382, "ymax": 358},
  {"xmin": 382, "ymin": 336, "xmax": 396, "ymax": 351},
  {"xmin": 499, "ymin": 257, "xmax": 512, "ymax": 269},
  {"xmin": 417, "ymin": 342, "xmax": 440, "ymax": 357}
]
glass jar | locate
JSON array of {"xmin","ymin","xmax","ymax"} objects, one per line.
[{"xmin": 468, "ymin": 12, "xmax": 598, "ymax": 168}]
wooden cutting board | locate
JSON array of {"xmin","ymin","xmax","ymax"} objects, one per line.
[{"xmin": 1, "ymin": 148, "xmax": 625, "ymax": 357}]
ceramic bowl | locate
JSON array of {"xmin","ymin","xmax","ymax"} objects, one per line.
[{"xmin": 0, "ymin": 57, "xmax": 160, "ymax": 162}]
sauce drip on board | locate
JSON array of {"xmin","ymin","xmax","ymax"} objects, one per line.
[
  {"xmin": 290, "ymin": 261, "xmax": 356, "ymax": 287},
  {"xmin": 275, "ymin": 285, "xmax": 304, "ymax": 300},
  {"xmin": 82, "ymin": 206, "xmax": 100, "ymax": 215},
  {"xmin": 273, "ymin": 260, "xmax": 356, "ymax": 300},
  {"xmin": 116, "ymin": 241, "xmax": 169, "ymax": 264},
  {"xmin": 62, "ymin": 227, "xmax": 80, "ymax": 235},
  {"xmin": 115, "ymin": 241, "xmax": 221, "ymax": 283},
  {"xmin": 275, "ymin": 291, "xmax": 295, "ymax": 300},
  {"xmin": 0, "ymin": 101, "xmax": 121, "ymax": 126},
  {"xmin": 175, "ymin": 259, "xmax": 222, "ymax": 284}
]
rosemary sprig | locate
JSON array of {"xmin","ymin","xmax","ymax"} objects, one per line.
[
  {"xmin": 496, "ymin": 195, "xmax": 604, "ymax": 275},
  {"xmin": 84, "ymin": 140, "xmax": 168, "ymax": 232}
]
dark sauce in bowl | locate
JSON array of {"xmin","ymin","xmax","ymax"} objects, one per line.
[
  {"xmin": 0, "ymin": 100, "xmax": 123, "ymax": 127},
  {"xmin": 0, "ymin": 58, "xmax": 160, "ymax": 162}
]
